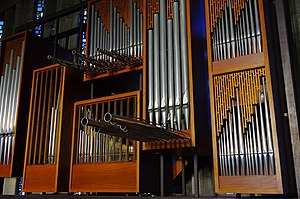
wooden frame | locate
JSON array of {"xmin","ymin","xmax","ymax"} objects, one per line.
[
  {"xmin": 205, "ymin": 0, "xmax": 283, "ymax": 194},
  {"xmin": 22, "ymin": 64, "xmax": 89, "ymax": 192},
  {"xmin": 69, "ymin": 91, "xmax": 141, "ymax": 193}
]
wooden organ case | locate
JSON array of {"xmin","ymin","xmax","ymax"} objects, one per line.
[
  {"xmin": 69, "ymin": 92, "xmax": 141, "ymax": 192},
  {"xmin": 205, "ymin": 0, "xmax": 296, "ymax": 194},
  {"xmin": 0, "ymin": 32, "xmax": 52, "ymax": 177},
  {"xmin": 22, "ymin": 64, "xmax": 89, "ymax": 192}
]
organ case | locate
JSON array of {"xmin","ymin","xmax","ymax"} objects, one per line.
[
  {"xmin": 83, "ymin": 0, "xmax": 145, "ymax": 80},
  {"xmin": 205, "ymin": 0, "xmax": 296, "ymax": 194},
  {"xmin": 143, "ymin": 0, "xmax": 196, "ymax": 149},
  {"xmin": 0, "ymin": 32, "xmax": 52, "ymax": 177}
]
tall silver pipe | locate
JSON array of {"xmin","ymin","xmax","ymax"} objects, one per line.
[
  {"xmin": 224, "ymin": 2, "xmax": 230, "ymax": 58},
  {"xmin": 129, "ymin": 0, "xmax": 133, "ymax": 56},
  {"xmin": 10, "ymin": 56, "xmax": 21, "ymax": 132},
  {"xmin": 120, "ymin": 18, "xmax": 124, "ymax": 54},
  {"xmin": 218, "ymin": 21, "xmax": 223, "ymax": 60},
  {"xmin": 249, "ymin": 0, "xmax": 256, "ymax": 53},
  {"xmin": 96, "ymin": 16, "xmax": 100, "ymax": 57},
  {"xmin": 48, "ymin": 107, "xmax": 54, "ymax": 163},
  {"xmin": 6, "ymin": 69, "xmax": 16, "ymax": 133},
  {"xmin": 248, "ymin": 123, "xmax": 255, "ymax": 175},
  {"xmin": 221, "ymin": 10, "xmax": 226, "ymax": 59},
  {"xmin": 133, "ymin": 3, "xmax": 137, "ymax": 56},
  {"xmin": 236, "ymin": 87, "xmax": 245, "ymax": 175},
  {"xmin": 93, "ymin": 11, "xmax": 98, "ymax": 56},
  {"xmin": 109, "ymin": 0, "xmax": 113, "ymax": 52},
  {"xmin": 0, "ymin": 66, "xmax": 8, "ymax": 133},
  {"xmin": 229, "ymin": 112, "xmax": 235, "ymax": 175},
  {"xmin": 232, "ymin": 99, "xmax": 240, "ymax": 175},
  {"xmin": 222, "ymin": 131, "xmax": 228, "ymax": 175},
  {"xmin": 160, "ymin": 0, "xmax": 168, "ymax": 128},
  {"xmin": 2, "ymin": 50, "xmax": 14, "ymax": 133},
  {"xmin": 245, "ymin": 3, "xmax": 252, "ymax": 55},
  {"xmin": 179, "ymin": 0, "xmax": 190, "ymax": 129},
  {"xmin": 173, "ymin": 2, "xmax": 182, "ymax": 130},
  {"xmin": 225, "ymin": 120, "xmax": 231, "ymax": 175},
  {"xmin": 255, "ymin": 106, "xmax": 263, "ymax": 174},
  {"xmin": 113, "ymin": 7, "xmax": 117, "ymax": 51},
  {"xmin": 78, "ymin": 129, "xmax": 82, "ymax": 163},
  {"xmin": 262, "ymin": 77, "xmax": 274, "ymax": 175},
  {"xmin": 253, "ymin": 0, "xmax": 262, "ymax": 52},
  {"xmin": 136, "ymin": 8, "xmax": 140, "ymax": 57},
  {"xmin": 140, "ymin": 13, "xmax": 143, "ymax": 56},
  {"xmin": 258, "ymin": 91, "xmax": 268, "ymax": 175},
  {"xmin": 251, "ymin": 116, "xmax": 259, "ymax": 175},
  {"xmin": 167, "ymin": 19, "xmax": 175, "ymax": 129},
  {"xmin": 228, "ymin": 0, "xmax": 236, "ymax": 57},
  {"xmin": 154, "ymin": 14, "xmax": 161, "ymax": 126},
  {"xmin": 90, "ymin": 5, "xmax": 95, "ymax": 56},
  {"xmin": 218, "ymin": 138, "xmax": 223, "ymax": 175},
  {"xmin": 241, "ymin": 13, "xmax": 246, "ymax": 56},
  {"xmin": 13, "ymin": 42, "xmax": 25, "ymax": 128},
  {"xmin": 148, "ymin": 29, "xmax": 154, "ymax": 124},
  {"xmin": 116, "ymin": 13, "xmax": 120, "ymax": 51},
  {"xmin": 215, "ymin": 25, "xmax": 220, "ymax": 60}
]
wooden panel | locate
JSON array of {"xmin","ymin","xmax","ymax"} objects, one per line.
[
  {"xmin": 219, "ymin": 175, "xmax": 281, "ymax": 194},
  {"xmin": 212, "ymin": 52, "xmax": 265, "ymax": 75},
  {"xmin": 70, "ymin": 162, "xmax": 137, "ymax": 192},
  {"xmin": 0, "ymin": 165, "xmax": 11, "ymax": 177},
  {"xmin": 23, "ymin": 164, "xmax": 57, "ymax": 192}
]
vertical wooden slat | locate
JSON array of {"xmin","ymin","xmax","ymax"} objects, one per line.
[{"xmin": 27, "ymin": 73, "xmax": 39, "ymax": 165}]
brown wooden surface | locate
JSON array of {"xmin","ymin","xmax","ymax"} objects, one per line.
[
  {"xmin": 70, "ymin": 162, "xmax": 137, "ymax": 193},
  {"xmin": 23, "ymin": 164, "xmax": 57, "ymax": 192},
  {"xmin": 0, "ymin": 165, "xmax": 11, "ymax": 177},
  {"xmin": 219, "ymin": 175, "xmax": 281, "ymax": 194},
  {"xmin": 212, "ymin": 52, "xmax": 264, "ymax": 75}
]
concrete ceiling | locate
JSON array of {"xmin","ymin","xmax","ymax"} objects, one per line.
[{"xmin": 0, "ymin": 0, "xmax": 22, "ymax": 14}]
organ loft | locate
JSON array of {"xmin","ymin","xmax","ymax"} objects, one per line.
[{"xmin": 0, "ymin": 0, "xmax": 299, "ymax": 198}]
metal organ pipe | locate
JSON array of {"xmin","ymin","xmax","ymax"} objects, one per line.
[
  {"xmin": 153, "ymin": 14, "xmax": 161, "ymax": 126},
  {"xmin": 173, "ymin": 1, "xmax": 182, "ymax": 130},
  {"xmin": 179, "ymin": 0, "xmax": 190, "ymax": 129},
  {"xmin": 148, "ymin": 30, "xmax": 154, "ymax": 124},
  {"xmin": 167, "ymin": 19, "xmax": 175, "ymax": 129},
  {"xmin": 160, "ymin": 0, "xmax": 168, "ymax": 128}
]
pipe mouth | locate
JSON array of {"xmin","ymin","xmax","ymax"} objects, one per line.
[
  {"xmin": 104, "ymin": 112, "xmax": 112, "ymax": 123},
  {"xmin": 94, "ymin": 127, "xmax": 100, "ymax": 133},
  {"xmin": 72, "ymin": 50, "xmax": 76, "ymax": 55},
  {"xmin": 81, "ymin": 117, "xmax": 88, "ymax": 126},
  {"xmin": 47, "ymin": 55, "xmax": 52, "ymax": 60}
]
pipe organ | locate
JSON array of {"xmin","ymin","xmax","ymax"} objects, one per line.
[
  {"xmin": 144, "ymin": 0, "xmax": 195, "ymax": 149},
  {"xmin": 206, "ymin": 0, "xmax": 295, "ymax": 194},
  {"xmin": 0, "ymin": 32, "xmax": 53, "ymax": 177},
  {"xmin": 22, "ymin": 64, "xmax": 89, "ymax": 192},
  {"xmin": 84, "ymin": 0, "xmax": 144, "ymax": 79}
]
